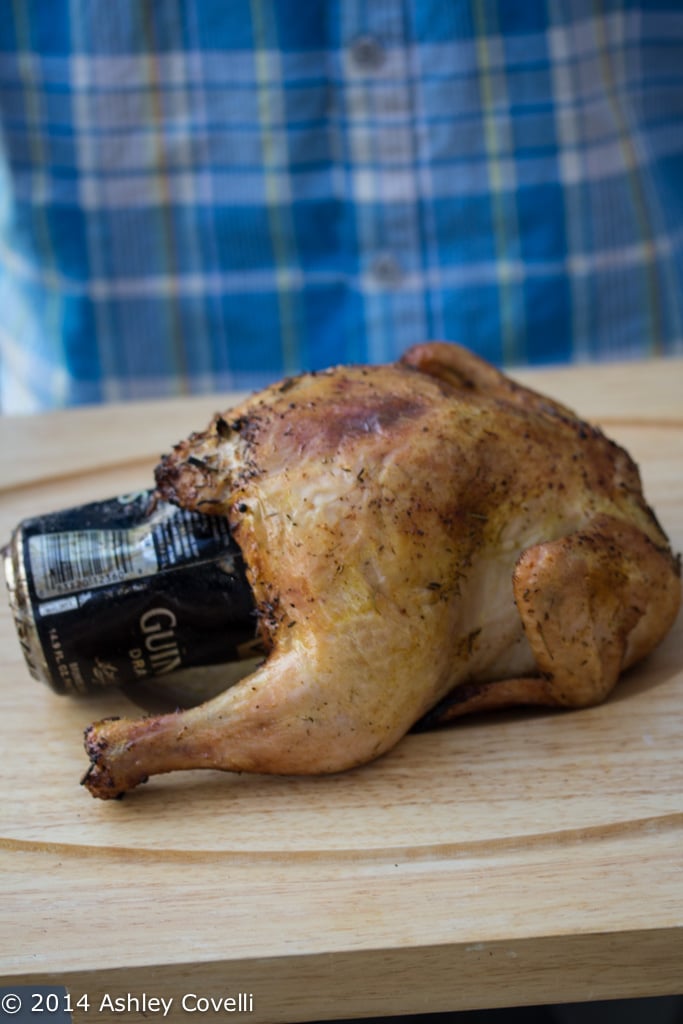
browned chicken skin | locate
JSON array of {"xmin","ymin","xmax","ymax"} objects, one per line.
[{"xmin": 83, "ymin": 342, "xmax": 681, "ymax": 798}]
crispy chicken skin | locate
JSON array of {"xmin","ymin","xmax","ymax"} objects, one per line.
[{"xmin": 83, "ymin": 342, "xmax": 680, "ymax": 798}]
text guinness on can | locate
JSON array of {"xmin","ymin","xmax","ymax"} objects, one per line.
[{"xmin": 3, "ymin": 490, "xmax": 262, "ymax": 695}]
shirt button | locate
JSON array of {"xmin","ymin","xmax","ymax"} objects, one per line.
[
  {"xmin": 371, "ymin": 253, "xmax": 403, "ymax": 286},
  {"xmin": 349, "ymin": 34, "xmax": 385, "ymax": 72}
]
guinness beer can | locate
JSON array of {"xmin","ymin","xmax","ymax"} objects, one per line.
[{"xmin": 3, "ymin": 490, "xmax": 262, "ymax": 696}]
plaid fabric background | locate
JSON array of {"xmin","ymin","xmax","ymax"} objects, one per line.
[{"xmin": 0, "ymin": 0, "xmax": 682, "ymax": 412}]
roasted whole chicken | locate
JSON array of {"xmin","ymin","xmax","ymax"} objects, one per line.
[{"xmin": 83, "ymin": 342, "xmax": 681, "ymax": 798}]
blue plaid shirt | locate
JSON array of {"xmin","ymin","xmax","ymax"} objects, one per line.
[{"xmin": 1, "ymin": 1, "xmax": 682, "ymax": 412}]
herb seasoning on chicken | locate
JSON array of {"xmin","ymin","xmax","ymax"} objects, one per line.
[{"xmin": 82, "ymin": 342, "xmax": 681, "ymax": 799}]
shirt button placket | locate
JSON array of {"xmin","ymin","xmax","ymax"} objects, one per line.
[{"xmin": 347, "ymin": 31, "xmax": 404, "ymax": 291}]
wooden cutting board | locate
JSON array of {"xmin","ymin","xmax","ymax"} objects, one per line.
[{"xmin": 0, "ymin": 361, "xmax": 682, "ymax": 1023}]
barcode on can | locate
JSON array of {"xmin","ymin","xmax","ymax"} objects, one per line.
[{"xmin": 28, "ymin": 529, "xmax": 158, "ymax": 599}]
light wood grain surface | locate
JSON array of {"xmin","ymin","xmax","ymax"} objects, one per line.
[{"xmin": 0, "ymin": 359, "xmax": 682, "ymax": 1023}]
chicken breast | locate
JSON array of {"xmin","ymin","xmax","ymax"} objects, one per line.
[{"xmin": 82, "ymin": 342, "xmax": 680, "ymax": 798}]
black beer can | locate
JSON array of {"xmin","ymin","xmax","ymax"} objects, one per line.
[{"xmin": 3, "ymin": 490, "xmax": 263, "ymax": 696}]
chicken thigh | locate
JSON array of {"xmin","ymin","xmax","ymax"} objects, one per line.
[{"xmin": 83, "ymin": 342, "xmax": 680, "ymax": 798}]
